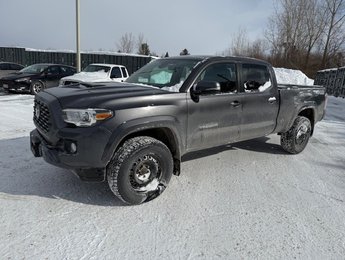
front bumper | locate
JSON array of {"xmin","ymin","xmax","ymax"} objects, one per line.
[
  {"xmin": 1, "ymin": 81, "xmax": 30, "ymax": 92},
  {"xmin": 30, "ymin": 126, "xmax": 112, "ymax": 182}
]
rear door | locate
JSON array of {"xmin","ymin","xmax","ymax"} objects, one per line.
[
  {"xmin": 187, "ymin": 62, "xmax": 242, "ymax": 151},
  {"xmin": 44, "ymin": 66, "xmax": 62, "ymax": 88},
  {"xmin": 239, "ymin": 63, "xmax": 279, "ymax": 140}
]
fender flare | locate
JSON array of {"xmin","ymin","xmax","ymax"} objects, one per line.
[{"xmin": 101, "ymin": 116, "xmax": 184, "ymax": 165}]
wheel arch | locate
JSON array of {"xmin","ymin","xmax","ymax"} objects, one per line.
[
  {"xmin": 298, "ymin": 107, "xmax": 315, "ymax": 135},
  {"xmin": 103, "ymin": 119, "xmax": 183, "ymax": 176}
]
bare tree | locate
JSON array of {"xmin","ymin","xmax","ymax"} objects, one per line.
[
  {"xmin": 247, "ymin": 39, "xmax": 268, "ymax": 59},
  {"xmin": 228, "ymin": 27, "xmax": 250, "ymax": 56},
  {"xmin": 267, "ymin": 0, "xmax": 310, "ymax": 67},
  {"xmin": 116, "ymin": 33, "xmax": 135, "ymax": 53},
  {"xmin": 223, "ymin": 28, "xmax": 267, "ymax": 59},
  {"xmin": 266, "ymin": 0, "xmax": 345, "ymax": 71},
  {"xmin": 303, "ymin": 0, "xmax": 327, "ymax": 68},
  {"xmin": 136, "ymin": 33, "xmax": 151, "ymax": 55},
  {"xmin": 321, "ymin": 0, "xmax": 345, "ymax": 67}
]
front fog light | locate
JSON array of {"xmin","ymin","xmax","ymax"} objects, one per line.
[
  {"xmin": 70, "ymin": 142, "xmax": 77, "ymax": 153},
  {"xmin": 65, "ymin": 141, "xmax": 77, "ymax": 154}
]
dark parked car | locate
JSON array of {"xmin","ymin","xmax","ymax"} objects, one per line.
[
  {"xmin": 0, "ymin": 63, "xmax": 76, "ymax": 94},
  {"xmin": 0, "ymin": 62, "xmax": 24, "ymax": 78}
]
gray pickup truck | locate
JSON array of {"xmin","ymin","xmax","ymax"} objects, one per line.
[{"xmin": 30, "ymin": 56, "xmax": 327, "ymax": 205}]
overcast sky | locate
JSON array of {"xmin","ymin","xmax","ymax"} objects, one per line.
[{"xmin": 0, "ymin": 0, "xmax": 276, "ymax": 56}]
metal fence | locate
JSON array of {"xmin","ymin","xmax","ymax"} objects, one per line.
[
  {"xmin": 0, "ymin": 47, "xmax": 152, "ymax": 74},
  {"xmin": 314, "ymin": 67, "xmax": 345, "ymax": 98}
]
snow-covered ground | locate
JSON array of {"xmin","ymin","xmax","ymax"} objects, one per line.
[{"xmin": 1, "ymin": 92, "xmax": 345, "ymax": 258}]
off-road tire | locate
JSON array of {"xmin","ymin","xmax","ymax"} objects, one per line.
[
  {"xmin": 281, "ymin": 116, "xmax": 311, "ymax": 154},
  {"xmin": 107, "ymin": 136, "xmax": 173, "ymax": 205},
  {"xmin": 30, "ymin": 81, "xmax": 44, "ymax": 95}
]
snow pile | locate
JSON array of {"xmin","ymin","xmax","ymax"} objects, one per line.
[
  {"xmin": 274, "ymin": 67, "xmax": 314, "ymax": 85},
  {"xmin": 63, "ymin": 71, "xmax": 109, "ymax": 83}
]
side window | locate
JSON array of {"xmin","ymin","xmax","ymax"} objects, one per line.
[
  {"xmin": 121, "ymin": 67, "xmax": 128, "ymax": 77},
  {"xmin": 242, "ymin": 64, "xmax": 271, "ymax": 93},
  {"xmin": 68, "ymin": 67, "xmax": 76, "ymax": 74},
  {"xmin": 60, "ymin": 66, "xmax": 67, "ymax": 73},
  {"xmin": 47, "ymin": 66, "xmax": 60, "ymax": 75},
  {"xmin": 110, "ymin": 67, "xmax": 122, "ymax": 78},
  {"xmin": 196, "ymin": 63, "xmax": 238, "ymax": 93}
]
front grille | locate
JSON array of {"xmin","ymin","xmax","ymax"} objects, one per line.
[{"xmin": 33, "ymin": 99, "xmax": 51, "ymax": 133}]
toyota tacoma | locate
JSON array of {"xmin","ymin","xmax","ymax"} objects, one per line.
[{"xmin": 30, "ymin": 56, "xmax": 327, "ymax": 205}]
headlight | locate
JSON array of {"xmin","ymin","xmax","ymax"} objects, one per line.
[
  {"xmin": 15, "ymin": 77, "xmax": 31, "ymax": 83},
  {"xmin": 62, "ymin": 108, "xmax": 113, "ymax": 127}
]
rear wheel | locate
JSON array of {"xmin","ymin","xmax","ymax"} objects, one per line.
[
  {"xmin": 107, "ymin": 136, "xmax": 173, "ymax": 205},
  {"xmin": 281, "ymin": 116, "xmax": 311, "ymax": 154},
  {"xmin": 30, "ymin": 81, "xmax": 44, "ymax": 95}
]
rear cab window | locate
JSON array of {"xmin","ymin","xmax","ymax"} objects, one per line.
[
  {"xmin": 120, "ymin": 67, "xmax": 128, "ymax": 77},
  {"xmin": 242, "ymin": 64, "xmax": 272, "ymax": 93}
]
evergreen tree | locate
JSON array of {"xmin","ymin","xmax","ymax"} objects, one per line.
[
  {"xmin": 138, "ymin": 43, "xmax": 150, "ymax": 55},
  {"xmin": 180, "ymin": 49, "xmax": 190, "ymax": 55}
]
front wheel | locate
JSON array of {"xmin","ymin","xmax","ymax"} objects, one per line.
[
  {"xmin": 281, "ymin": 116, "xmax": 312, "ymax": 154},
  {"xmin": 107, "ymin": 136, "xmax": 173, "ymax": 205},
  {"xmin": 30, "ymin": 81, "xmax": 44, "ymax": 95}
]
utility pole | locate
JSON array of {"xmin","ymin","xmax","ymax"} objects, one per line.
[{"xmin": 76, "ymin": 0, "xmax": 81, "ymax": 72}]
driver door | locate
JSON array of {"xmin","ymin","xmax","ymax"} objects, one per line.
[{"xmin": 186, "ymin": 62, "xmax": 242, "ymax": 152}]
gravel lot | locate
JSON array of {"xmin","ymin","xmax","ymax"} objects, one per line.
[{"xmin": 0, "ymin": 93, "xmax": 344, "ymax": 259}]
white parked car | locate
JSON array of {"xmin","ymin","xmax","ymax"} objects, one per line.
[{"xmin": 59, "ymin": 63, "xmax": 129, "ymax": 86}]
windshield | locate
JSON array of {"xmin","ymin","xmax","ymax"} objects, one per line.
[
  {"xmin": 83, "ymin": 65, "xmax": 111, "ymax": 73},
  {"xmin": 20, "ymin": 64, "xmax": 50, "ymax": 74},
  {"xmin": 126, "ymin": 59, "xmax": 200, "ymax": 91}
]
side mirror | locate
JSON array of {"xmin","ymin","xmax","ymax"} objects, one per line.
[{"xmin": 193, "ymin": 80, "xmax": 221, "ymax": 95}]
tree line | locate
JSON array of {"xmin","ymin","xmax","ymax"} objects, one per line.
[
  {"xmin": 116, "ymin": 32, "xmax": 190, "ymax": 58},
  {"xmin": 116, "ymin": 0, "xmax": 345, "ymax": 77},
  {"xmin": 225, "ymin": 0, "xmax": 345, "ymax": 77}
]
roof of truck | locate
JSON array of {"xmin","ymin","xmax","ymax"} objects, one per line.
[
  {"xmin": 162, "ymin": 55, "xmax": 271, "ymax": 66},
  {"xmin": 88, "ymin": 63, "xmax": 127, "ymax": 68}
]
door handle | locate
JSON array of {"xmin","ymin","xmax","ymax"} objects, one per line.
[
  {"xmin": 268, "ymin": 97, "xmax": 277, "ymax": 103},
  {"xmin": 231, "ymin": 101, "xmax": 240, "ymax": 107}
]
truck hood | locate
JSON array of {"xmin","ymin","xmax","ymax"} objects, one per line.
[
  {"xmin": 44, "ymin": 82, "xmax": 171, "ymax": 108},
  {"xmin": 61, "ymin": 71, "xmax": 113, "ymax": 83}
]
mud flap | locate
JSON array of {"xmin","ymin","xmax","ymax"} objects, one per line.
[{"xmin": 30, "ymin": 130, "xmax": 42, "ymax": 157}]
